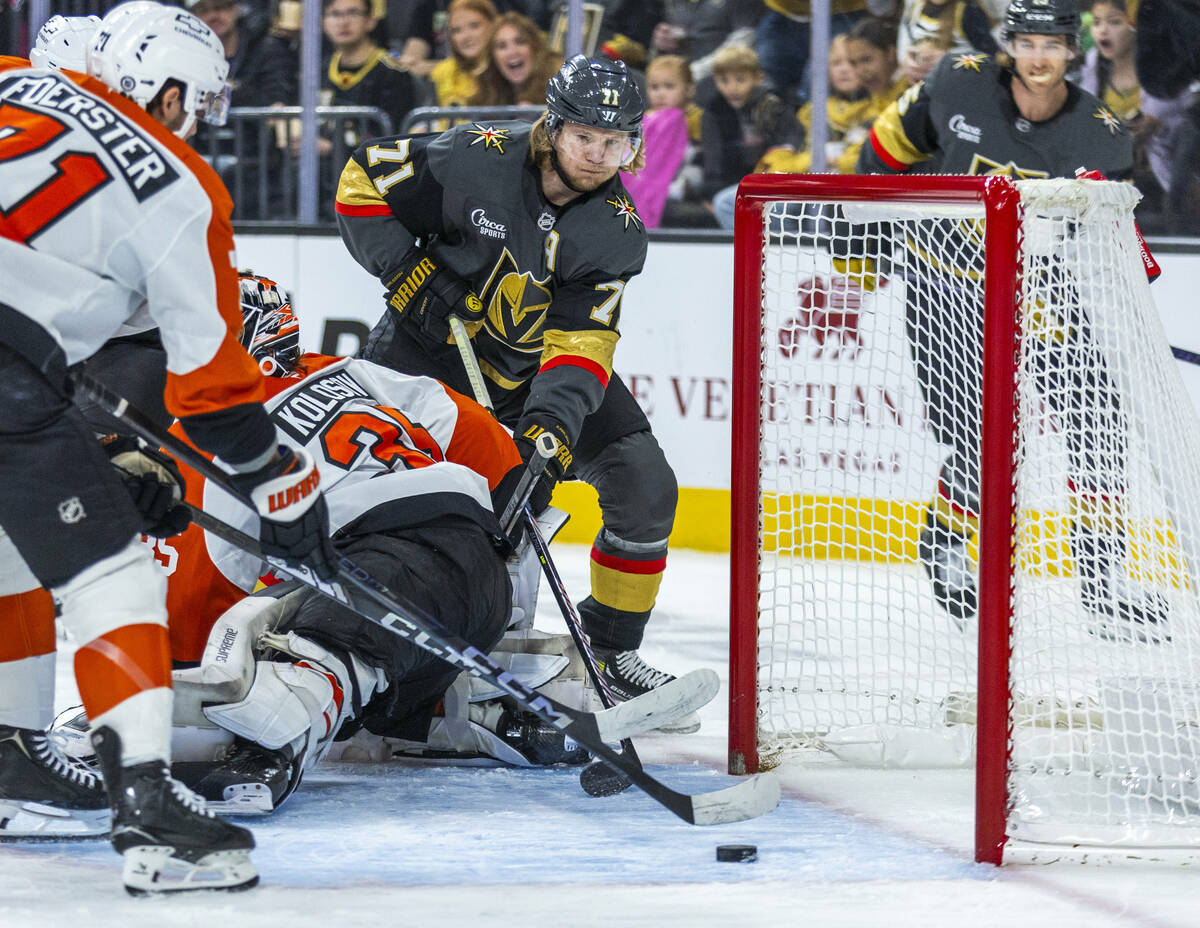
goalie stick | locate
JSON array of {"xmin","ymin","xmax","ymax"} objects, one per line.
[
  {"xmin": 77, "ymin": 372, "xmax": 779, "ymax": 825},
  {"xmin": 447, "ymin": 315, "xmax": 638, "ymax": 798}
]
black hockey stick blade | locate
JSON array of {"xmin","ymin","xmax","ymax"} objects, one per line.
[{"xmin": 75, "ymin": 373, "xmax": 777, "ymax": 823}]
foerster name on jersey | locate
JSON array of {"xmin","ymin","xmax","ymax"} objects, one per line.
[
  {"xmin": 0, "ymin": 73, "xmax": 179, "ymax": 202},
  {"xmin": 273, "ymin": 370, "xmax": 371, "ymax": 442}
]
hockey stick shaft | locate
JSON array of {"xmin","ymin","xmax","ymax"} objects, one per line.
[{"xmin": 79, "ymin": 373, "xmax": 770, "ymax": 823}]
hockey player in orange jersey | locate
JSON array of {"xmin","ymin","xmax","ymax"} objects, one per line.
[
  {"xmin": 127, "ymin": 274, "xmax": 587, "ymax": 813},
  {"xmin": 0, "ymin": 2, "xmax": 337, "ymax": 894}
]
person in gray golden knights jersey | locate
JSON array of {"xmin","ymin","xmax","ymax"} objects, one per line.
[
  {"xmin": 849, "ymin": 0, "xmax": 1168, "ymax": 644},
  {"xmin": 335, "ymin": 55, "xmax": 698, "ymax": 732}
]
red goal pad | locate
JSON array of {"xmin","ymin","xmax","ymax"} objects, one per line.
[{"xmin": 728, "ymin": 174, "xmax": 1200, "ymax": 863}]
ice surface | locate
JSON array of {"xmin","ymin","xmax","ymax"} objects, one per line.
[{"xmin": 5, "ymin": 547, "xmax": 1199, "ymax": 927}]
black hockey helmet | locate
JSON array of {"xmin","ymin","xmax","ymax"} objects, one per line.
[
  {"xmin": 1003, "ymin": 0, "xmax": 1080, "ymax": 43},
  {"xmin": 239, "ymin": 272, "xmax": 300, "ymax": 377},
  {"xmin": 545, "ymin": 54, "xmax": 644, "ymax": 136}
]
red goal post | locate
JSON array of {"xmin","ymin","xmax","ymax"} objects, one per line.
[{"xmin": 728, "ymin": 173, "xmax": 1200, "ymax": 865}]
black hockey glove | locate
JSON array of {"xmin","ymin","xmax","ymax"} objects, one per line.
[
  {"xmin": 229, "ymin": 446, "xmax": 339, "ymax": 581},
  {"xmin": 102, "ymin": 435, "xmax": 192, "ymax": 538},
  {"xmin": 383, "ymin": 246, "xmax": 486, "ymax": 342},
  {"xmin": 513, "ymin": 418, "xmax": 573, "ymax": 516}
]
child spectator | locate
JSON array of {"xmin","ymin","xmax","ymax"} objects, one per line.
[
  {"xmin": 431, "ymin": 0, "xmax": 499, "ymax": 106},
  {"xmin": 1080, "ymin": 0, "xmax": 1192, "ymax": 229},
  {"xmin": 469, "ymin": 12, "xmax": 562, "ymax": 106},
  {"xmin": 623, "ymin": 56, "xmax": 693, "ymax": 227},
  {"xmin": 895, "ymin": 0, "xmax": 998, "ymax": 63},
  {"xmin": 846, "ymin": 16, "xmax": 906, "ymax": 109},
  {"xmin": 704, "ymin": 46, "xmax": 799, "ymax": 228},
  {"xmin": 757, "ymin": 33, "xmax": 874, "ymax": 174},
  {"xmin": 899, "ymin": 33, "xmax": 952, "ymax": 87}
]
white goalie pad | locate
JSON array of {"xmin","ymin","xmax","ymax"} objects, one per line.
[
  {"xmin": 203, "ymin": 659, "xmax": 338, "ymax": 752},
  {"xmin": 507, "ymin": 505, "xmax": 570, "ymax": 630}
]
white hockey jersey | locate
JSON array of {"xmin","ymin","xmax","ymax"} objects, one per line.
[
  {"xmin": 0, "ymin": 58, "xmax": 264, "ymax": 424},
  {"xmin": 161, "ymin": 355, "xmax": 522, "ymax": 661}
]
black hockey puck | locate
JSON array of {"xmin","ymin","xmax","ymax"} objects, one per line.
[{"xmin": 716, "ymin": 844, "xmax": 757, "ymax": 863}]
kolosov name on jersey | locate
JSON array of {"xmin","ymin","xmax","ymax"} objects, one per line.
[
  {"xmin": 273, "ymin": 369, "xmax": 372, "ymax": 443},
  {"xmin": 0, "ymin": 72, "xmax": 180, "ymax": 202}
]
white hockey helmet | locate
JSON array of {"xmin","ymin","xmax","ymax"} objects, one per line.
[
  {"xmin": 86, "ymin": 2, "xmax": 230, "ymax": 139},
  {"xmin": 30, "ymin": 14, "xmax": 100, "ymax": 71}
]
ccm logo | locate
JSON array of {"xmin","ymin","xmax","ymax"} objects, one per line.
[{"xmin": 268, "ymin": 469, "xmax": 320, "ymax": 512}]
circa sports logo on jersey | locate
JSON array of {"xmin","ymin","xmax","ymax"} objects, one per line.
[
  {"xmin": 478, "ymin": 248, "xmax": 552, "ymax": 353},
  {"xmin": 470, "ymin": 208, "xmax": 507, "ymax": 240},
  {"xmin": 0, "ymin": 73, "xmax": 179, "ymax": 202},
  {"xmin": 949, "ymin": 114, "xmax": 982, "ymax": 143}
]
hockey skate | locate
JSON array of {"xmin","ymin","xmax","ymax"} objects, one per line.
[
  {"xmin": 1075, "ymin": 530, "xmax": 1171, "ymax": 644},
  {"xmin": 0, "ymin": 725, "xmax": 109, "ymax": 837},
  {"xmin": 592, "ymin": 649, "xmax": 701, "ymax": 734},
  {"xmin": 917, "ymin": 511, "xmax": 978, "ymax": 626},
  {"xmin": 173, "ymin": 739, "xmax": 302, "ymax": 816},
  {"xmin": 91, "ymin": 726, "xmax": 258, "ymax": 895}
]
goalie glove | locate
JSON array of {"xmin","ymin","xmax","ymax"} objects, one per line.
[
  {"xmin": 102, "ymin": 434, "xmax": 191, "ymax": 538},
  {"xmin": 229, "ymin": 446, "xmax": 338, "ymax": 581},
  {"xmin": 383, "ymin": 246, "xmax": 487, "ymax": 342}
]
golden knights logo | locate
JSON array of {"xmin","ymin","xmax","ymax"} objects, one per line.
[
  {"xmin": 605, "ymin": 195, "xmax": 642, "ymax": 230},
  {"xmin": 467, "ymin": 124, "xmax": 510, "ymax": 153},
  {"xmin": 1093, "ymin": 107, "xmax": 1124, "ymax": 135},
  {"xmin": 479, "ymin": 248, "xmax": 553, "ymax": 353},
  {"xmin": 952, "ymin": 53, "xmax": 986, "ymax": 72},
  {"xmin": 966, "ymin": 154, "xmax": 1049, "ymax": 179}
]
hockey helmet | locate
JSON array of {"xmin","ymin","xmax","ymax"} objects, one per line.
[
  {"xmin": 86, "ymin": 2, "xmax": 230, "ymax": 139},
  {"xmin": 30, "ymin": 14, "xmax": 100, "ymax": 71},
  {"xmin": 239, "ymin": 273, "xmax": 300, "ymax": 377},
  {"xmin": 546, "ymin": 53, "xmax": 643, "ymax": 142},
  {"xmin": 1003, "ymin": 0, "xmax": 1080, "ymax": 43}
]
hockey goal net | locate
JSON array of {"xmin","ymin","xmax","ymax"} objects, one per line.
[{"xmin": 729, "ymin": 174, "xmax": 1200, "ymax": 863}]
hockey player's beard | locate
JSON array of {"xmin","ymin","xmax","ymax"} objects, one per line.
[{"xmin": 549, "ymin": 148, "xmax": 592, "ymax": 194}]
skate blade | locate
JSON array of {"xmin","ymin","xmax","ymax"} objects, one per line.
[
  {"xmin": 0, "ymin": 801, "xmax": 110, "ymax": 838},
  {"xmin": 201, "ymin": 783, "xmax": 276, "ymax": 816},
  {"xmin": 122, "ymin": 846, "xmax": 258, "ymax": 895}
]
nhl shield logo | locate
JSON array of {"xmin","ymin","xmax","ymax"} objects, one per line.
[{"xmin": 57, "ymin": 497, "xmax": 86, "ymax": 524}]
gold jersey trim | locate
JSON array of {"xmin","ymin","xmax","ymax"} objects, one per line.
[{"xmin": 540, "ymin": 328, "xmax": 619, "ymax": 376}]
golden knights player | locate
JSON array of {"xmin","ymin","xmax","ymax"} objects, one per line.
[
  {"xmin": 335, "ymin": 57, "xmax": 696, "ymax": 728},
  {"xmin": 852, "ymin": 0, "xmax": 1168, "ymax": 641}
]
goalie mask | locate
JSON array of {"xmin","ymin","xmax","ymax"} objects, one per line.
[
  {"xmin": 239, "ymin": 273, "xmax": 300, "ymax": 377},
  {"xmin": 30, "ymin": 14, "xmax": 100, "ymax": 71}
]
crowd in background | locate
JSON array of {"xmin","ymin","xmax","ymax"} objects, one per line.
[{"xmin": 7, "ymin": 0, "xmax": 1197, "ymax": 231}]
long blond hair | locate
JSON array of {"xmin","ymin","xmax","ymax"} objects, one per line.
[
  {"xmin": 529, "ymin": 113, "xmax": 647, "ymax": 176},
  {"xmin": 469, "ymin": 13, "xmax": 561, "ymax": 106}
]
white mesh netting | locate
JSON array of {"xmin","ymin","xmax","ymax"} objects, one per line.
[{"xmin": 748, "ymin": 179, "xmax": 1200, "ymax": 848}]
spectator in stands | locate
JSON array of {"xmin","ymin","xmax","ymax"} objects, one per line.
[
  {"xmin": 320, "ymin": 0, "xmax": 422, "ymax": 136},
  {"xmin": 1082, "ymin": 0, "xmax": 1191, "ymax": 231},
  {"xmin": 431, "ymin": 0, "xmax": 498, "ymax": 106},
  {"xmin": 623, "ymin": 55, "xmax": 693, "ymax": 227},
  {"xmin": 469, "ymin": 12, "xmax": 561, "ymax": 106},
  {"xmin": 846, "ymin": 16, "xmax": 906, "ymax": 109},
  {"xmin": 188, "ymin": 0, "xmax": 297, "ymax": 107},
  {"xmin": 1134, "ymin": 0, "xmax": 1200, "ymax": 233},
  {"xmin": 895, "ymin": 0, "xmax": 998, "ymax": 64},
  {"xmin": 756, "ymin": 32, "xmax": 874, "ymax": 174},
  {"xmin": 899, "ymin": 33, "xmax": 952, "ymax": 86},
  {"xmin": 647, "ymin": 0, "xmax": 762, "ymax": 90},
  {"xmin": 703, "ymin": 46, "xmax": 799, "ymax": 229},
  {"xmin": 752, "ymin": 0, "xmax": 868, "ymax": 104},
  {"xmin": 389, "ymin": 0, "xmax": 440, "ymax": 74}
]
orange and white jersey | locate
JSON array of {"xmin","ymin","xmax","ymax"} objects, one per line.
[
  {"xmin": 0, "ymin": 59, "xmax": 263, "ymax": 423},
  {"xmin": 161, "ymin": 355, "xmax": 522, "ymax": 661}
]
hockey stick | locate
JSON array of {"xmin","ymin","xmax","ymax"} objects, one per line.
[
  {"xmin": 447, "ymin": 315, "xmax": 640, "ymax": 796},
  {"xmin": 77, "ymin": 373, "xmax": 777, "ymax": 824}
]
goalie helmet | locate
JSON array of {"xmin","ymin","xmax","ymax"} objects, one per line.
[
  {"xmin": 239, "ymin": 273, "xmax": 300, "ymax": 377},
  {"xmin": 30, "ymin": 14, "xmax": 100, "ymax": 71},
  {"xmin": 545, "ymin": 54, "xmax": 644, "ymax": 137},
  {"xmin": 1003, "ymin": 0, "xmax": 1079, "ymax": 43},
  {"xmin": 86, "ymin": 3, "xmax": 231, "ymax": 139}
]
